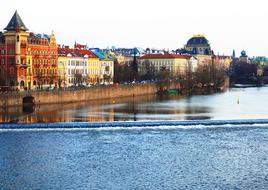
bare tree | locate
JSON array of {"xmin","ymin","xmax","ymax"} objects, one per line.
[
  {"xmin": 74, "ymin": 73, "xmax": 83, "ymax": 86},
  {"xmin": 143, "ymin": 60, "xmax": 156, "ymax": 80}
]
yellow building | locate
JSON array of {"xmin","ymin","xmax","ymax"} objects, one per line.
[
  {"xmin": 138, "ymin": 54, "xmax": 192, "ymax": 78},
  {"xmin": 88, "ymin": 56, "xmax": 101, "ymax": 84},
  {"xmin": 90, "ymin": 49, "xmax": 114, "ymax": 84},
  {"xmin": 58, "ymin": 45, "xmax": 104, "ymax": 86},
  {"xmin": 26, "ymin": 53, "xmax": 33, "ymax": 89},
  {"xmin": 57, "ymin": 55, "xmax": 68, "ymax": 88}
]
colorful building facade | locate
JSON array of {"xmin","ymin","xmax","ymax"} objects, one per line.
[
  {"xmin": 88, "ymin": 56, "xmax": 101, "ymax": 84},
  {"xmin": 58, "ymin": 44, "xmax": 99, "ymax": 87},
  {"xmin": 0, "ymin": 11, "xmax": 58, "ymax": 90},
  {"xmin": 30, "ymin": 32, "xmax": 58, "ymax": 89}
]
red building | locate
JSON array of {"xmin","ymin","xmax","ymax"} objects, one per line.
[{"xmin": 0, "ymin": 11, "xmax": 58, "ymax": 90}]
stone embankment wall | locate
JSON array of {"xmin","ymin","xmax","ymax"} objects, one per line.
[
  {"xmin": 0, "ymin": 82, "xmax": 181, "ymax": 107},
  {"xmin": 0, "ymin": 77, "xmax": 230, "ymax": 107}
]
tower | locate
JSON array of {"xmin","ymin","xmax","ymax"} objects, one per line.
[
  {"xmin": 3, "ymin": 11, "xmax": 29, "ymax": 88},
  {"xmin": 0, "ymin": 11, "xmax": 59, "ymax": 90}
]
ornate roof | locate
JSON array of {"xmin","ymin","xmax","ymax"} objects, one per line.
[
  {"xmin": 4, "ymin": 11, "xmax": 28, "ymax": 31},
  {"xmin": 241, "ymin": 50, "xmax": 247, "ymax": 57},
  {"xmin": 186, "ymin": 35, "xmax": 209, "ymax": 46}
]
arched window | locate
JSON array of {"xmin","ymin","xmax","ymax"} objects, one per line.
[{"xmin": 20, "ymin": 81, "xmax": 25, "ymax": 87}]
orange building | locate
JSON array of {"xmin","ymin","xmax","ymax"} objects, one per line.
[
  {"xmin": 0, "ymin": 11, "xmax": 58, "ymax": 90},
  {"xmin": 29, "ymin": 32, "xmax": 58, "ymax": 89}
]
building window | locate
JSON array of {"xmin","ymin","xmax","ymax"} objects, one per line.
[
  {"xmin": 9, "ymin": 49, "xmax": 15, "ymax": 55},
  {"xmin": 10, "ymin": 67, "xmax": 14, "ymax": 75},
  {"xmin": 10, "ymin": 58, "xmax": 15, "ymax": 64}
]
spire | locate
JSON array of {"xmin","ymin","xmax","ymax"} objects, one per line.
[
  {"xmin": 232, "ymin": 49, "xmax": 236, "ymax": 58},
  {"xmin": 4, "ymin": 11, "xmax": 28, "ymax": 32}
]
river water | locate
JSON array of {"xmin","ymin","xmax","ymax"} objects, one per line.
[
  {"xmin": 1, "ymin": 87, "xmax": 268, "ymax": 123},
  {"xmin": 1, "ymin": 87, "xmax": 268, "ymax": 189}
]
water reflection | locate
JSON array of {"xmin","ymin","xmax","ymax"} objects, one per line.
[
  {"xmin": 1, "ymin": 87, "xmax": 268, "ymax": 123},
  {"xmin": 0, "ymin": 94, "xmax": 212, "ymax": 123},
  {"xmin": 22, "ymin": 105, "xmax": 35, "ymax": 114}
]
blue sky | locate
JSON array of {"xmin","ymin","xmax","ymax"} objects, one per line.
[{"xmin": 1, "ymin": 0, "xmax": 267, "ymax": 56}]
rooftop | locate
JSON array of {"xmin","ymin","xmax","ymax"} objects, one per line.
[
  {"xmin": 4, "ymin": 11, "xmax": 28, "ymax": 32},
  {"xmin": 186, "ymin": 35, "xmax": 209, "ymax": 46},
  {"xmin": 58, "ymin": 47, "xmax": 98, "ymax": 58},
  {"xmin": 91, "ymin": 49, "xmax": 113, "ymax": 60},
  {"xmin": 140, "ymin": 54, "xmax": 190, "ymax": 60}
]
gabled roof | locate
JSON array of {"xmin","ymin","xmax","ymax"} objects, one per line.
[
  {"xmin": 139, "ymin": 54, "xmax": 190, "ymax": 60},
  {"xmin": 91, "ymin": 49, "xmax": 113, "ymax": 60},
  {"xmin": 4, "ymin": 11, "xmax": 28, "ymax": 32},
  {"xmin": 58, "ymin": 47, "xmax": 98, "ymax": 58},
  {"xmin": 92, "ymin": 50, "xmax": 106, "ymax": 59}
]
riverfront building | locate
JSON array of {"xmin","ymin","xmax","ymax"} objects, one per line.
[
  {"xmin": 87, "ymin": 51, "xmax": 101, "ymax": 85},
  {"xmin": 185, "ymin": 34, "xmax": 212, "ymax": 55},
  {"xmin": 0, "ymin": 11, "xmax": 58, "ymax": 90},
  {"xmin": 0, "ymin": 11, "xmax": 114, "ymax": 90},
  {"xmin": 58, "ymin": 44, "xmax": 99, "ymax": 87},
  {"xmin": 138, "ymin": 54, "xmax": 197, "ymax": 78},
  {"xmin": 175, "ymin": 34, "xmax": 214, "ymax": 67},
  {"xmin": 91, "ymin": 48, "xmax": 114, "ymax": 84}
]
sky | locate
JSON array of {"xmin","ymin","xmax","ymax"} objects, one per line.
[{"xmin": 0, "ymin": 0, "xmax": 267, "ymax": 56}]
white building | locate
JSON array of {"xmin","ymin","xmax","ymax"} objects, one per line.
[
  {"xmin": 100, "ymin": 59, "xmax": 114, "ymax": 84},
  {"xmin": 66, "ymin": 54, "xmax": 88, "ymax": 86}
]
